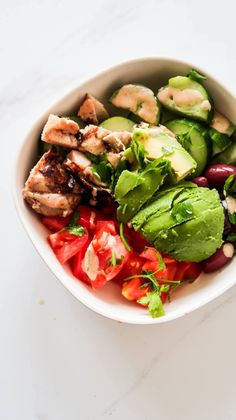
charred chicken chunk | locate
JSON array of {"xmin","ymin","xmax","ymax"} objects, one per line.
[
  {"xmin": 41, "ymin": 114, "xmax": 80, "ymax": 149},
  {"xmin": 78, "ymin": 94, "xmax": 109, "ymax": 125},
  {"xmin": 23, "ymin": 149, "xmax": 81, "ymax": 216}
]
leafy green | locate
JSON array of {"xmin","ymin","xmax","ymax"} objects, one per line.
[
  {"xmin": 109, "ymin": 159, "xmax": 128, "ymax": 190},
  {"xmin": 64, "ymin": 211, "xmax": 85, "ymax": 236},
  {"xmin": 188, "ymin": 69, "xmax": 207, "ymax": 82},
  {"xmin": 91, "ymin": 160, "xmax": 113, "ymax": 183},
  {"xmin": 119, "ymin": 223, "xmax": 131, "ymax": 252},
  {"xmin": 68, "ymin": 211, "xmax": 80, "ymax": 227},
  {"xmin": 226, "ymin": 233, "xmax": 236, "ymax": 243},
  {"xmin": 171, "ymin": 200, "xmax": 194, "ymax": 223},
  {"xmin": 224, "ymin": 175, "xmax": 236, "ymax": 197},
  {"xmin": 66, "ymin": 225, "xmax": 85, "ymax": 236},
  {"xmin": 138, "ymin": 292, "xmax": 164, "ymax": 318},
  {"xmin": 224, "ymin": 175, "xmax": 236, "ymax": 224},
  {"xmin": 130, "ymin": 139, "xmax": 147, "ymax": 169}
]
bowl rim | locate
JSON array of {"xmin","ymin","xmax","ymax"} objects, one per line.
[{"xmin": 12, "ymin": 56, "xmax": 236, "ymax": 324}]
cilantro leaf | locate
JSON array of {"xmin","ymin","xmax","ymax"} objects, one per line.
[
  {"xmin": 226, "ymin": 233, "xmax": 236, "ymax": 243},
  {"xmin": 130, "ymin": 139, "xmax": 147, "ymax": 169},
  {"xmin": 188, "ymin": 69, "xmax": 207, "ymax": 82},
  {"xmin": 64, "ymin": 210, "xmax": 85, "ymax": 236},
  {"xmin": 228, "ymin": 213, "xmax": 236, "ymax": 224},
  {"xmin": 66, "ymin": 225, "xmax": 85, "ymax": 236},
  {"xmin": 224, "ymin": 175, "xmax": 236, "ymax": 197},
  {"xmin": 138, "ymin": 292, "xmax": 165, "ymax": 318},
  {"xmin": 91, "ymin": 160, "xmax": 112, "ymax": 183},
  {"xmin": 109, "ymin": 159, "xmax": 128, "ymax": 190},
  {"xmin": 119, "ymin": 223, "xmax": 131, "ymax": 252},
  {"xmin": 68, "ymin": 211, "xmax": 80, "ymax": 227},
  {"xmin": 177, "ymin": 131, "xmax": 192, "ymax": 151},
  {"xmin": 171, "ymin": 200, "xmax": 194, "ymax": 223}
]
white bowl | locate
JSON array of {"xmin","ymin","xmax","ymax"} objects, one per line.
[{"xmin": 13, "ymin": 57, "xmax": 236, "ymax": 324}]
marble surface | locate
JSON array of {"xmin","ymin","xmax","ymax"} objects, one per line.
[{"xmin": 2, "ymin": 0, "xmax": 236, "ymax": 419}]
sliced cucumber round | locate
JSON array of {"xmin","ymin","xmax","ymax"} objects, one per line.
[
  {"xmin": 165, "ymin": 119, "xmax": 210, "ymax": 177},
  {"xmin": 100, "ymin": 116, "xmax": 135, "ymax": 132},
  {"xmin": 209, "ymin": 128, "xmax": 232, "ymax": 156},
  {"xmin": 110, "ymin": 84, "xmax": 161, "ymax": 125},
  {"xmin": 157, "ymin": 75, "xmax": 213, "ymax": 123},
  {"xmin": 212, "ymin": 142, "xmax": 236, "ymax": 165},
  {"xmin": 210, "ymin": 111, "xmax": 235, "ymax": 136}
]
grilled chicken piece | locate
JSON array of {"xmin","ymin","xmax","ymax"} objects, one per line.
[
  {"xmin": 23, "ymin": 149, "xmax": 81, "ymax": 216},
  {"xmin": 42, "ymin": 114, "xmax": 80, "ymax": 149},
  {"xmin": 106, "ymin": 152, "xmax": 123, "ymax": 168},
  {"xmin": 103, "ymin": 131, "xmax": 132, "ymax": 152},
  {"xmin": 64, "ymin": 150, "xmax": 111, "ymax": 206},
  {"xmin": 78, "ymin": 94, "xmax": 109, "ymax": 125},
  {"xmin": 23, "ymin": 192, "xmax": 80, "ymax": 217},
  {"xmin": 78, "ymin": 125, "xmax": 109, "ymax": 155}
]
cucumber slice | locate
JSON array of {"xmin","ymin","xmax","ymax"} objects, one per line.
[
  {"xmin": 212, "ymin": 142, "xmax": 236, "ymax": 165},
  {"xmin": 100, "ymin": 116, "xmax": 135, "ymax": 132},
  {"xmin": 165, "ymin": 119, "xmax": 209, "ymax": 177},
  {"xmin": 209, "ymin": 128, "xmax": 232, "ymax": 156},
  {"xmin": 157, "ymin": 75, "xmax": 213, "ymax": 122},
  {"xmin": 110, "ymin": 84, "xmax": 161, "ymax": 125},
  {"xmin": 210, "ymin": 111, "xmax": 235, "ymax": 136}
]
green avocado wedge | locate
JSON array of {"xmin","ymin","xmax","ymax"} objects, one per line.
[
  {"xmin": 165, "ymin": 119, "xmax": 210, "ymax": 177},
  {"xmin": 132, "ymin": 125, "xmax": 197, "ymax": 181},
  {"xmin": 115, "ymin": 159, "xmax": 171, "ymax": 224},
  {"xmin": 131, "ymin": 185, "xmax": 224, "ymax": 262}
]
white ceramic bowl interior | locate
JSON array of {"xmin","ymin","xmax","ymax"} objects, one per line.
[{"xmin": 13, "ymin": 57, "xmax": 236, "ymax": 324}]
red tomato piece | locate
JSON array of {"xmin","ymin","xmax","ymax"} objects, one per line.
[
  {"xmin": 49, "ymin": 228, "xmax": 89, "ymax": 265},
  {"xmin": 71, "ymin": 236, "xmax": 91, "ymax": 284},
  {"xmin": 77, "ymin": 205, "xmax": 105, "ymax": 232},
  {"xmin": 175, "ymin": 262, "xmax": 202, "ymax": 281},
  {"xmin": 81, "ymin": 221, "xmax": 129, "ymax": 290},
  {"xmin": 42, "ymin": 215, "xmax": 71, "ymax": 232},
  {"xmin": 123, "ymin": 225, "xmax": 150, "ymax": 253},
  {"xmin": 122, "ymin": 278, "xmax": 151, "ymax": 301}
]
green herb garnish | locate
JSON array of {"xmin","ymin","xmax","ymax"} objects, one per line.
[
  {"xmin": 188, "ymin": 69, "xmax": 207, "ymax": 82},
  {"xmin": 119, "ymin": 223, "xmax": 131, "ymax": 252}
]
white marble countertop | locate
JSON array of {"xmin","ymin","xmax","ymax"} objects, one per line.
[{"xmin": 2, "ymin": 1, "xmax": 236, "ymax": 419}]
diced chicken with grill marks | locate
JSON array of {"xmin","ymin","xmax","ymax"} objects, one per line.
[
  {"xmin": 78, "ymin": 125, "xmax": 109, "ymax": 155},
  {"xmin": 42, "ymin": 114, "xmax": 80, "ymax": 149},
  {"xmin": 24, "ymin": 192, "xmax": 80, "ymax": 217},
  {"xmin": 106, "ymin": 152, "xmax": 123, "ymax": 168},
  {"xmin": 102, "ymin": 131, "xmax": 132, "ymax": 152},
  {"xmin": 64, "ymin": 150, "xmax": 111, "ymax": 206},
  {"xmin": 23, "ymin": 148, "xmax": 82, "ymax": 216},
  {"xmin": 78, "ymin": 94, "xmax": 109, "ymax": 125}
]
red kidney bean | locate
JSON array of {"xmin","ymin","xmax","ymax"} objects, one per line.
[
  {"xmin": 204, "ymin": 164, "xmax": 236, "ymax": 189},
  {"xmin": 192, "ymin": 177, "xmax": 209, "ymax": 188},
  {"xmin": 201, "ymin": 243, "xmax": 234, "ymax": 273}
]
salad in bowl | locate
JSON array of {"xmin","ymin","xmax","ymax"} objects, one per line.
[{"xmin": 18, "ymin": 59, "xmax": 236, "ymax": 321}]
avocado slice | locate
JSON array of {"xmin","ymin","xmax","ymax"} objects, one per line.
[
  {"xmin": 115, "ymin": 159, "xmax": 170, "ymax": 224},
  {"xmin": 110, "ymin": 84, "xmax": 161, "ymax": 124},
  {"xmin": 132, "ymin": 125, "xmax": 197, "ymax": 181},
  {"xmin": 131, "ymin": 185, "xmax": 224, "ymax": 262},
  {"xmin": 131, "ymin": 182, "xmax": 197, "ymax": 230},
  {"xmin": 165, "ymin": 119, "xmax": 210, "ymax": 177},
  {"xmin": 157, "ymin": 75, "xmax": 213, "ymax": 122}
]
